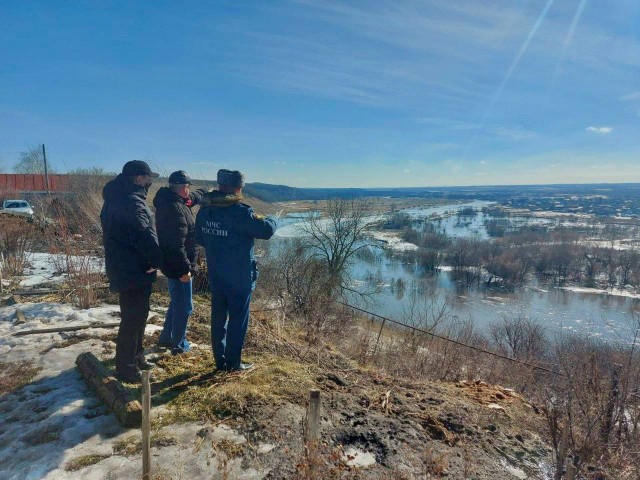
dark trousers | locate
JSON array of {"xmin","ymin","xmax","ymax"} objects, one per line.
[
  {"xmin": 211, "ymin": 289, "xmax": 252, "ymax": 370},
  {"xmin": 116, "ymin": 284, "xmax": 152, "ymax": 375}
]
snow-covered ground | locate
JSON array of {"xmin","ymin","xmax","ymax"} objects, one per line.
[
  {"xmin": 17, "ymin": 252, "xmax": 104, "ymax": 288},
  {"xmin": 559, "ymin": 285, "xmax": 640, "ymax": 300},
  {"xmin": 0, "ymin": 254, "xmax": 268, "ymax": 479},
  {"xmin": 368, "ymin": 231, "xmax": 419, "ymax": 251}
]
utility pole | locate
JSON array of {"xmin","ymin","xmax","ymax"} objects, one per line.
[{"xmin": 42, "ymin": 144, "xmax": 50, "ymax": 194}]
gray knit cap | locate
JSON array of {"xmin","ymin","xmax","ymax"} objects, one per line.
[{"xmin": 217, "ymin": 169, "xmax": 245, "ymax": 188}]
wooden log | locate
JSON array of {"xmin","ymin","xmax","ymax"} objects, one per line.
[
  {"xmin": 12, "ymin": 285, "xmax": 110, "ymax": 296},
  {"xmin": 142, "ymin": 371, "xmax": 151, "ymax": 480},
  {"xmin": 75, "ymin": 352, "xmax": 142, "ymax": 428},
  {"xmin": 13, "ymin": 322, "xmax": 120, "ymax": 336}
]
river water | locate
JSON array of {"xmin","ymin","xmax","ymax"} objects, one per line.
[{"xmin": 271, "ymin": 202, "xmax": 639, "ymax": 343}]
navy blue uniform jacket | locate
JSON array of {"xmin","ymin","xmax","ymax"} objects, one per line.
[
  {"xmin": 101, "ymin": 174, "xmax": 161, "ymax": 292},
  {"xmin": 195, "ymin": 191, "xmax": 276, "ymax": 293}
]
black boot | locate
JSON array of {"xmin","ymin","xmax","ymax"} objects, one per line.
[{"xmin": 136, "ymin": 354, "xmax": 154, "ymax": 370}]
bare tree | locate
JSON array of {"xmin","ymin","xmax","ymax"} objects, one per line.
[
  {"xmin": 13, "ymin": 146, "xmax": 54, "ymax": 174},
  {"xmin": 489, "ymin": 313, "xmax": 548, "ymax": 362},
  {"xmin": 299, "ymin": 198, "xmax": 375, "ymax": 294}
]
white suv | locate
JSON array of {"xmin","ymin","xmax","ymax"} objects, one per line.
[{"xmin": 1, "ymin": 199, "xmax": 35, "ymax": 218}]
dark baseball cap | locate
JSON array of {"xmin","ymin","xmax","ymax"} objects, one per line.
[
  {"xmin": 168, "ymin": 170, "xmax": 192, "ymax": 185},
  {"xmin": 122, "ymin": 160, "xmax": 159, "ymax": 177}
]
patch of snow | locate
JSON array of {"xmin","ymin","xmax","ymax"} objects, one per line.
[
  {"xmin": 487, "ymin": 403, "xmax": 506, "ymax": 412},
  {"xmin": 257, "ymin": 443, "xmax": 276, "ymax": 455},
  {"xmin": 559, "ymin": 286, "xmax": 640, "ymax": 300},
  {"xmin": 342, "ymin": 447, "xmax": 376, "ymax": 468},
  {"xmin": 18, "ymin": 252, "xmax": 104, "ymax": 288},
  {"xmin": 0, "ymin": 301, "xmax": 170, "ymax": 479},
  {"xmin": 369, "ymin": 231, "xmax": 418, "ymax": 251},
  {"xmin": 503, "ymin": 463, "xmax": 528, "ymax": 479}
]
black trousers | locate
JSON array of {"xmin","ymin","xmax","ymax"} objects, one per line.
[{"xmin": 115, "ymin": 284, "xmax": 152, "ymax": 375}]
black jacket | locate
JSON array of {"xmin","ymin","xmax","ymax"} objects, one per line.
[
  {"xmin": 101, "ymin": 174, "xmax": 161, "ymax": 292},
  {"xmin": 153, "ymin": 186, "xmax": 205, "ymax": 279}
]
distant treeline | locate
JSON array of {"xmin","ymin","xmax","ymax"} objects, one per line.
[{"xmin": 242, "ymin": 182, "xmax": 640, "ymax": 203}]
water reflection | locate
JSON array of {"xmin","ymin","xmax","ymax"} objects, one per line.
[{"xmin": 270, "ymin": 205, "xmax": 638, "ymax": 343}]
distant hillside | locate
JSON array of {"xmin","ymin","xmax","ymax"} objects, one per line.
[
  {"xmin": 184, "ymin": 178, "xmax": 640, "ymax": 204},
  {"xmin": 243, "ymin": 181, "xmax": 640, "ymax": 203},
  {"xmin": 243, "ymin": 183, "xmax": 373, "ymax": 202}
]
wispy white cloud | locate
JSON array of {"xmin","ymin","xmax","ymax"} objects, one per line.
[
  {"xmin": 586, "ymin": 126, "xmax": 613, "ymax": 134},
  {"xmin": 219, "ymin": 0, "xmax": 640, "ymax": 115},
  {"xmin": 416, "ymin": 117, "xmax": 535, "ymax": 140},
  {"xmin": 491, "ymin": 127, "xmax": 536, "ymax": 140},
  {"xmin": 621, "ymin": 91, "xmax": 640, "ymax": 101}
]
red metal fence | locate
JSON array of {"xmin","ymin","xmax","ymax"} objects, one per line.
[{"xmin": 0, "ymin": 174, "xmax": 70, "ymax": 193}]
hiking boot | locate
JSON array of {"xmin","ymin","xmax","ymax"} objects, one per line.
[
  {"xmin": 116, "ymin": 369, "xmax": 156, "ymax": 384},
  {"xmin": 136, "ymin": 355, "xmax": 154, "ymax": 370},
  {"xmin": 219, "ymin": 362, "xmax": 254, "ymax": 373},
  {"xmin": 115, "ymin": 369, "xmax": 143, "ymax": 384}
]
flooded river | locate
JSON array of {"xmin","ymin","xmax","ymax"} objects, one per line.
[{"xmin": 271, "ymin": 202, "xmax": 639, "ymax": 343}]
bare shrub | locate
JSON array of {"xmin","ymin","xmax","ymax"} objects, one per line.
[
  {"xmin": 400, "ymin": 291, "xmax": 455, "ymax": 353},
  {"xmin": 541, "ymin": 326, "xmax": 640, "ymax": 479},
  {"xmin": 489, "ymin": 313, "xmax": 548, "ymax": 362},
  {"xmin": 49, "ymin": 208, "xmax": 104, "ymax": 309},
  {"xmin": 41, "ymin": 168, "xmax": 114, "ymax": 243},
  {"xmin": 0, "ymin": 216, "xmax": 37, "ymax": 277},
  {"xmin": 260, "ymin": 239, "xmax": 337, "ymax": 342}
]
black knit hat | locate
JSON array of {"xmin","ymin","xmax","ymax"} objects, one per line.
[
  {"xmin": 122, "ymin": 160, "xmax": 159, "ymax": 177},
  {"xmin": 168, "ymin": 170, "xmax": 191, "ymax": 185},
  {"xmin": 217, "ymin": 169, "xmax": 245, "ymax": 188}
]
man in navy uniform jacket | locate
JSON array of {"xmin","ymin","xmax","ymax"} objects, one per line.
[{"xmin": 195, "ymin": 169, "xmax": 276, "ymax": 371}]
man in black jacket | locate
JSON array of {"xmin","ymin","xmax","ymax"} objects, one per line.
[
  {"xmin": 154, "ymin": 170, "xmax": 206, "ymax": 354},
  {"xmin": 101, "ymin": 160, "xmax": 161, "ymax": 383}
]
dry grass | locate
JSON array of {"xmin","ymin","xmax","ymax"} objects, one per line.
[
  {"xmin": 64, "ymin": 454, "xmax": 112, "ymax": 472},
  {"xmin": 0, "ymin": 215, "xmax": 38, "ymax": 277},
  {"xmin": 152, "ymin": 349, "xmax": 316, "ymax": 424},
  {"xmin": 0, "ymin": 360, "xmax": 41, "ymax": 394},
  {"xmin": 112, "ymin": 431, "xmax": 177, "ymax": 456}
]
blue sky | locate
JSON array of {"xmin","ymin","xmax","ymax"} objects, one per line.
[{"xmin": 0, "ymin": 0, "xmax": 639, "ymax": 187}]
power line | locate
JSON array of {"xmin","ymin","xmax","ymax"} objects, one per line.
[{"xmin": 338, "ymin": 300, "xmax": 566, "ymax": 377}]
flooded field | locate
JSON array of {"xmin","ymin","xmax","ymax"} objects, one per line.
[{"xmin": 271, "ymin": 201, "xmax": 640, "ymax": 343}]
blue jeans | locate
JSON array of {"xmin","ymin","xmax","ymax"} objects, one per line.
[
  {"xmin": 159, "ymin": 278, "xmax": 193, "ymax": 354},
  {"xmin": 211, "ymin": 289, "xmax": 252, "ymax": 370}
]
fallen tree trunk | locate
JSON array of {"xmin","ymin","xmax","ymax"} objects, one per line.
[
  {"xmin": 75, "ymin": 352, "xmax": 142, "ymax": 428},
  {"xmin": 13, "ymin": 322, "xmax": 120, "ymax": 336}
]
